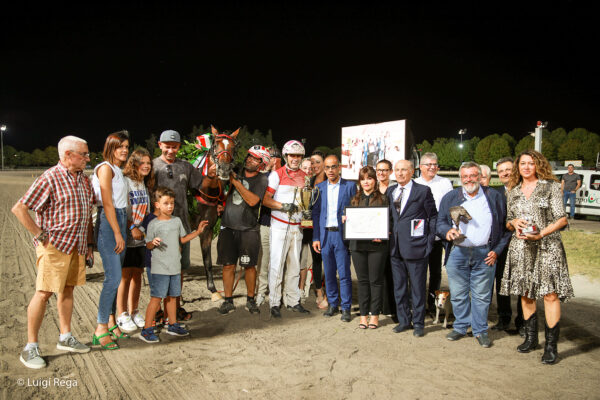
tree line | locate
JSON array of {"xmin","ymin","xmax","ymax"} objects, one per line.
[
  {"xmin": 4, "ymin": 125, "xmax": 596, "ymax": 169},
  {"xmin": 417, "ymin": 127, "xmax": 600, "ymax": 169}
]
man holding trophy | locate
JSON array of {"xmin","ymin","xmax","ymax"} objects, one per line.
[
  {"xmin": 262, "ymin": 140, "xmax": 311, "ymax": 318},
  {"xmin": 436, "ymin": 162, "xmax": 511, "ymax": 348}
]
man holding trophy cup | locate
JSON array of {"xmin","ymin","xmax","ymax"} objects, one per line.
[{"xmin": 262, "ymin": 140, "xmax": 311, "ymax": 318}]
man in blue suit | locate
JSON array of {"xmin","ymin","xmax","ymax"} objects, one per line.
[
  {"xmin": 436, "ymin": 162, "xmax": 511, "ymax": 348},
  {"xmin": 312, "ymin": 155, "xmax": 357, "ymax": 322},
  {"xmin": 388, "ymin": 160, "xmax": 438, "ymax": 337}
]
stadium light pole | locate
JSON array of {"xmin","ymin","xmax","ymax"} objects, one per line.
[
  {"xmin": 458, "ymin": 128, "xmax": 467, "ymax": 164},
  {"xmin": 0, "ymin": 125, "xmax": 6, "ymax": 170},
  {"xmin": 534, "ymin": 121, "xmax": 547, "ymax": 153}
]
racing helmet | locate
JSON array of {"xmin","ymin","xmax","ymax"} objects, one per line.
[
  {"xmin": 282, "ymin": 140, "xmax": 305, "ymax": 158},
  {"xmin": 247, "ymin": 145, "xmax": 271, "ymax": 171}
]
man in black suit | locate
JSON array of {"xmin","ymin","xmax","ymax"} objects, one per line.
[
  {"xmin": 491, "ymin": 157, "xmax": 524, "ymax": 333},
  {"xmin": 388, "ymin": 160, "xmax": 438, "ymax": 337}
]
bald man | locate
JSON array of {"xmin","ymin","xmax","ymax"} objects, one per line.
[{"xmin": 388, "ymin": 160, "xmax": 438, "ymax": 337}]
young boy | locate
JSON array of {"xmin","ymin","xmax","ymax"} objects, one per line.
[{"xmin": 139, "ymin": 187, "xmax": 208, "ymax": 343}]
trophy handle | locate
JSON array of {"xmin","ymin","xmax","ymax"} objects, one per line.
[{"xmin": 311, "ymin": 186, "xmax": 320, "ymax": 207}]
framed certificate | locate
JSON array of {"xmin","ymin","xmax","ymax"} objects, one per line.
[{"xmin": 343, "ymin": 206, "xmax": 389, "ymax": 240}]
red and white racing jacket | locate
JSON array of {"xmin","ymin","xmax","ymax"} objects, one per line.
[{"xmin": 267, "ymin": 166, "xmax": 307, "ymax": 230}]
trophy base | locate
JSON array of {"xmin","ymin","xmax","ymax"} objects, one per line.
[{"xmin": 301, "ymin": 220, "xmax": 313, "ymax": 228}]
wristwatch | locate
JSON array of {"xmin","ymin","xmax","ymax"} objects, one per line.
[{"xmin": 35, "ymin": 230, "xmax": 48, "ymax": 243}]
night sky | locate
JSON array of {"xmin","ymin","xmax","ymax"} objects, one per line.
[{"xmin": 1, "ymin": 3, "xmax": 598, "ymax": 153}]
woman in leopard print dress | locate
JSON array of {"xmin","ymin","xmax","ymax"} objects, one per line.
[{"xmin": 500, "ymin": 150, "xmax": 572, "ymax": 365}]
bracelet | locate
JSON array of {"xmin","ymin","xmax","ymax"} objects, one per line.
[
  {"xmin": 129, "ymin": 224, "xmax": 137, "ymax": 231},
  {"xmin": 35, "ymin": 230, "xmax": 48, "ymax": 242}
]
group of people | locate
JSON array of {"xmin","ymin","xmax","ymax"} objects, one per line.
[{"xmin": 12, "ymin": 129, "xmax": 573, "ymax": 369}]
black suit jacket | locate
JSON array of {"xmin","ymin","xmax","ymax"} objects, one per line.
[{"xmin": 387, "ymin": 181, "xmax": 438, "ymax": 260}]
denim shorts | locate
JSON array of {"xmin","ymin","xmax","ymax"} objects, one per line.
[{"xmin": 150, "ymin": 273, "xmax": 181, "ymax": 298}]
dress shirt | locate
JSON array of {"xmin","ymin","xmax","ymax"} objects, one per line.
[
  {"xmin": 326, "ymin": 179, "xmax": 341, "ymax": 227},
  {"xmin": 392, "ymin": 180, "xmax": 413, "ymax": 215},
  {"xmin": 457, "ymin": 187, "xmax": 492, "ymax": 247},
  {"xmin": 414, "ymin": 174, "xmax": 453, "ymax": 211}
]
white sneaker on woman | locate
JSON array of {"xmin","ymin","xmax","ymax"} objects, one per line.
[
  {"xmin": 117, "ymin": 312, "xmax": 138, "ymax": 333},
  {"xmin": 131, "ymin": 310, "xmax": 145, "ymax": 328}
]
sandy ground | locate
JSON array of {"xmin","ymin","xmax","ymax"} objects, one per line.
[{"xmin": 1, "ymin": 170, "xmax": 600, "ymax": 400}]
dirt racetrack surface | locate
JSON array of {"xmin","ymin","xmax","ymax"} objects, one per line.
[{"xmin": 1, "ymin": 170, "xmax": 600, "ymax": 400}]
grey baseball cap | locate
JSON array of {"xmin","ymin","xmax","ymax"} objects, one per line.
[{"xmin": 159, "ymin": 130, "xmax": 181, "ymax": 143}]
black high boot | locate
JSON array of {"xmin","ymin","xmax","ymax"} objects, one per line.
[
  {"xmin": 517, "ymin": 313, "xmax": 539, "ymax": 353},
  {"xmin": 541, "ymin": 322, "xmax": 560, "ymax": 364}
]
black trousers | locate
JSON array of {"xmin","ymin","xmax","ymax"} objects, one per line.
[
  {"xmin": 426, "ymin": 240, "xmax": 444, "ymax": 310},
  {"xmin": 351, "ymin": 250, "xmax": 387, "ymax": 316},
  {"xmin": 381, "ymin": 256, "xmax": 396, "ymax": 316},
  {"xmin": 310, "ymin": 243, "xmax": 323, "ymax": 289},
  {"xmin": 391, "ymin": 255, "xmax": 428, "ymax": 329},
  {"xmin": 494, "ymin": 248, "xmax": 524, "ymax": 324}
]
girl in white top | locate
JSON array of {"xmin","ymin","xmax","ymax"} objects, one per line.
[
  {"xmin": 115, "ymin": 149, "xmax": 154, "ymax": 332},
  {"xmin": 91, "ymin": 131, "xmax": 130, "ymax": 351}
]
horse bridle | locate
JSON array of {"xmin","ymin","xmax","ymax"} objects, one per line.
[
  {"xmin": 196, "ymin": 133, "xmax": 238, "ymax": 205},
  {"xmin": 210, "ymin": 133, "xmax": 238, "ymax": 165}
]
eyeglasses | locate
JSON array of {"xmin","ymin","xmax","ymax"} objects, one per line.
[
  {"xmin": 376, "ymin": 169, "xmax": 390, "ymax": 173},
  {"xmin": 461, "ymin": 174, "xmax": 479, "ymax": 180},
  {"xmin": 166, "ymin": 164, "xmax": 173, "ymax": 179},
  {"xmin": 421, "ymin": 163, "xmax": 438, "ymax": 168},
  {"xmin": 71, "ymin": 151, "xmax": 90, "ymax": 158},
  {"xmin": 324, "ymin": 165, "xmax": 339, "ymax": 170}
]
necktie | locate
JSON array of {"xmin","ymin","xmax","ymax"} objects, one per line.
[{"xmin": 394, "ymin": 187, "xmax": 404, "ymax": 215}]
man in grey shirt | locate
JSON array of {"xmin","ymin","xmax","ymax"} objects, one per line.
[{"xmin": 560, "ymin": 164, "xmax": 581, "ymax": 219}]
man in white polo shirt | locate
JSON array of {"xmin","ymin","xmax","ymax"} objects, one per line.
[{"xmin": 414, "ymin": 152, "xmax": 453, "ymax": 314}]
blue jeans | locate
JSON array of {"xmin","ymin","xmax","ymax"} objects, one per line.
[
  {"xmin": 321, "ymin": 230, "xmax": 352, "ymax": 311},
  {"xmin": 446, "ymin": 245, "xmax": 496, "ymax": 336},
  {"xmin": 96, "ymin": 207, "xmax": 127, "ymax": 324},
  {"xmin": 563, "ymin": 191, "xmax": 576, "ymax": 218}
]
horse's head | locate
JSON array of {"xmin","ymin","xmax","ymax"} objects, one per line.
[{"xmin": 210, "ymin": 125, "xmax": 239, "ymax": 180}]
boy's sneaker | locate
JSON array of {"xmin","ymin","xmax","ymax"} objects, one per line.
[
  {"xmin": 20, "ymin": 346, "xmax": 46, "ymax": 369},
  {"xmin": 163, "ymin": 319, "xmax": 185, "ymax": 330},
  {"xmin": 131, "ymin": 310, "xmax": 145, "ymax": 328},
  {"xmin": 117, "ymin": 312, "xmax": 138, "ymax": 333},
  {"xmin": 139, "ymin": 327, "xmax": 159, "ymax": 343},
  {"xmin": 166, "ymin": 323, "xmax": 189, "ymax": 336},
  {"xmin": 217, "ymin": 301, "xmax": 236, "ymax": 315},
  {"xmin": 245, "ymin": 298, "xmax": 260, "ymax": 314},
  {"xmin": 57, "ymin": 336, "xmax": 90, "ymax": 353}
]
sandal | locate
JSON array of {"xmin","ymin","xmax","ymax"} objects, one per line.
[
  {"xmin": 359, "ymin": 323, "xmax": 368, "ymax": 329},
  {"xmin": 317, "ymin": 298, "xmax": 329, "ymax": 310},
  {"xmin": 109, "ymin": 324, "xmax": 130, "ymax": 339},
  {"xmin": 92, "ymin": 332, "xmax": 119, "ymax": 350},
  {"xmin": 177, "ymin": 307, "xmax": 192, "ymax": 321},
  {"xmin": 368, "ymin": 323, "xmax": 378, "ymax": 330}
]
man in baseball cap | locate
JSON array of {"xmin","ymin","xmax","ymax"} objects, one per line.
[{"xmin": 153, "ymin": 129, "xmax": 215, "ymax": 321}]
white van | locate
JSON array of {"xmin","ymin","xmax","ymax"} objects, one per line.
[{"xmin": 554, "ymin": 169, "xmax": 600, "ymax": 217}]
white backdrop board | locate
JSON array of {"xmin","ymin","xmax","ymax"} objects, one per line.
[{"xmin": 341, "ymin": 119, "xmax": 408, "ymax": 181}]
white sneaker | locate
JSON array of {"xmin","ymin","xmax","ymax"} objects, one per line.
[
  {"xmin": 131, "ymin": 310, "xmax": 145, "ymax": 328},
  {"xmin": 117, "ymin": 312, "xmax": 138, "ymax": 333},
  {"xmin": 20, "ymin": 346, "xmax": 46, "ymax": 369}
]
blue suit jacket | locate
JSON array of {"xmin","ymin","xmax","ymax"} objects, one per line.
[
  {"xmin": 312, "ymin": 178, "xmax": 357, "ymax": 246},
  {"xmin": 436, "ymin": 186, "xmax": 511, "ymax": 264},
  {"xmin": 388, "ymin": 181, "xmax": 438, "ymax": 260}
]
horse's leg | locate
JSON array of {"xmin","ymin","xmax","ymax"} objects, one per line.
[{"xmin": 200, "ymin": 230, "xmax": 216, "ymax": 293}]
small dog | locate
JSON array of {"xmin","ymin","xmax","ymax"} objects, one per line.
[{"xmin": 432, "ymin": 290, "xmax": 452, "ymax": 328}]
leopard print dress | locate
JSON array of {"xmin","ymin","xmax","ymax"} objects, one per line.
[{"xmin": 499, "ymin": 180, "xmax": 574, "ymax": 300}]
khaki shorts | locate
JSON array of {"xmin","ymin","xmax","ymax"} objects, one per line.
[{"xmin": 35, "ymin": 243, "xmax": 86, "ymax": 293}]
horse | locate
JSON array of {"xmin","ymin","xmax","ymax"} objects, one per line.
[{"xmin": 190, "ymin": 126, "xmax": 239, "ymax": 301}]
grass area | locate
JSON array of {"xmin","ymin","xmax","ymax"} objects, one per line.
[{"xmin": 562, "ymin": 230, "xmax": 600, "ymax": 280}]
